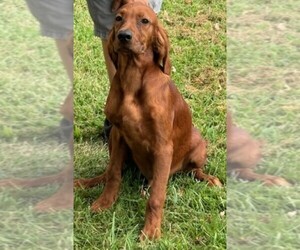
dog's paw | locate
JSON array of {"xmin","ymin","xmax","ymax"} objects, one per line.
[
  {"xmin": 90, "ymin": 197, "xmax": 114, "ymax": 212},
  {"xmin": 139, "ymin": 226, "xmax": 161, "ymax": 241},
  {"xmin": 263, "ymin": 176, "xmax": 292, "ymax": 187},
  {"xmin": 73, "ymin": 179, "xmax": 86, "ymax": 189},
  {"xmin": 207, "ymin": 177, "xmax": 223, "ymax": 187}
]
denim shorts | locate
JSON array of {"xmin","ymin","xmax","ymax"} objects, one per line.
[
  {"xmin": 25, "ymin": 0, "xmax": 73, "ymax": 39},
  {"xmin": 86, "ymin": 0, "xmax": 163, "ymax": 39}
]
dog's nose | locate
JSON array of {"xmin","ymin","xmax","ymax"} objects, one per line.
[{"xmin": 117, "ymin": 30, "xmax": 132, "ymax": 42}]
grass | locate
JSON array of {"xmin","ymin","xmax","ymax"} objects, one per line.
[
  {"xmin": 227, "ymin": 0, "xmax": 300, "ymax": 249},
  {"xmin": 0, "ymin": 1, "xmax": 72, "ymax": 249},
  {"xmin": 74, "ymin": 0, "xmax": 226, "ymax": 249}
]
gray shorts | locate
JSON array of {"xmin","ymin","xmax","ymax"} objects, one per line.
[
  {"xmin": 25, "ymin": 0, "xmax": 73, "ymax": 40},
  {"xmin": 87, "ymin": 0, "xmax": 163, "ymax": 39}
]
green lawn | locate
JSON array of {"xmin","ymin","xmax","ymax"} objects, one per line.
[
  {"xmin": 227, "ymin": 0, "xmax": 300, "ymax": 249},
  {"xmin": 74, "ymin": 0, "xmax": 226, "ymax": 249}
]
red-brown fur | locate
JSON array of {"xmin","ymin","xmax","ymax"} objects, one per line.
[
  {"xmin": 75, "ymin": 3, "xmax": 221, "ymax": 240},
  {"xmin": 227, "ymin": 112, "xmax": 291, "ymax": 186}
]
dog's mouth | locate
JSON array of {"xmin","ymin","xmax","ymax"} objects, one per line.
[
  {"xmin": 115, "ymin": 43, "xmax": 132, "ymax": 53},
  {"xmin": 114, "ymin": 40, "xmax": 146, "ymax": 54}
]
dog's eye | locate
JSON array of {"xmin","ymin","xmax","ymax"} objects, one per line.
[
  {"xmin": 141, "ymin": 18, "xmax": 149, "ymax": 24},
  {"xmin": 115, "ymin": 15, "xmax": 123, "ymax": 22}
]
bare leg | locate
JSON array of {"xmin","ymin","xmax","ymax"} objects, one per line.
[
  {"xmin": 31, "ymin": 35, "xmax": 74, "ymax": 212},
  {"xmin": 56, "ymin": 35, "xmax": 73, "ymax": 125},
  {"xmin": 0, "ymin": 34, "xmax": 74, "ymax": 212},
  {"xmin": 55, "ymin": 34, "xmax": 73, "ymax": 83}
]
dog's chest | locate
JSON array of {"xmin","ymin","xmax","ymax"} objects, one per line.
[
  {"xmin": 120, "ymin": 95, "xmax": 141, "ymax": 127},
  {"xmin": 110, "ymin": 94, "xmax": 144, "ymax": 137}
]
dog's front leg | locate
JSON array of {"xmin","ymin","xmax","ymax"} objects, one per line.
[
  {"xmin": 140, "ymin": 145, "xmax": 173, "ymax": 240},
  {"xmin": 91, "ymin": 127, "xmax": 126, "ymax": 212}
]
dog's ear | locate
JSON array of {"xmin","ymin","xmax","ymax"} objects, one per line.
[
  {"xmin": 107, "ymin": 29, "xmax": 118, "ymax": 69},
  {"xmin": 111, "ymin": 0, "xmax": 124, "ymax": 12},
  {"xmin": 154, "ymin": 23, "xmax": 171, "ymax": 75}
]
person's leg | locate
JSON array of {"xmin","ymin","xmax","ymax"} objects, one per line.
[
  {"xmin": 34, "ymin": 35, "xmax": 74, "ymax": 211},
  {"xmin": 86, "ymin": 0, "xmax": 116, "ymax": 141},
  {"xmin": 86, "ymin": 0, "xmax": 115, "ymax": 85},
  {"xmin": 56, "ymin": 34, "xmax": 74, "ymax": 141},
  {"xmin": 26, "ymin": 0, "xmax": 74, "ymax": 131},
  {"xmin": 25, "ymin": 0, "xmax": 74, "ymax": 210},
  {"xmin": 55, "ymin": 34, "xmax": 73, "ymax": 83}
]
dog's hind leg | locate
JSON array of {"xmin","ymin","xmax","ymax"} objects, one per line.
[
  {"xmin": 0, "ymin": 162, "xmax": 71, "ymax": 188},
  {"xmin": 74, "ymin": 124, "xmax": 122, "ymax": 189},
  {"xmin": 230, "ymin": 168, "xmax": 291, "ymax": 187},
  {"xmin": 193, "ymin": 168, "xmax": 223, "ymax": 187},
  {"xmin": 187, "ymin": 128, "xmax": 222, "ymax": 187},
  {"xmin": 74, "ymin": 173, "xmax": 107, "ymax": 189}
]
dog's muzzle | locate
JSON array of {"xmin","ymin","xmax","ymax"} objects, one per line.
[{"xmin": 117, "ymin": 29, "xmax": 132, "ymax": 42}]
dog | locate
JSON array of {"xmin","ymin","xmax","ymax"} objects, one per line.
[
  {"xmin": 75, "ymin": 2, "xmax": 222, "ymax": 240},
  {"xmin": 227, "ymin": 112, "xmax": 291, "ymax": 186}
]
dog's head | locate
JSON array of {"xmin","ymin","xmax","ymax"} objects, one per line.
[{"xmin": 108, "ymin": 3, "xmax": 171, "ymax": 75}]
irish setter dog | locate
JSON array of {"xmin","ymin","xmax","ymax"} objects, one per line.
[{"xmin": 75, "ymin": 2, "xmax": 222, "ymax": 240}]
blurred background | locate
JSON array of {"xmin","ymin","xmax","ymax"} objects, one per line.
[
  {"xmin": 0, "ymin": 1, "xmax": 72, "ymax": 249},
  {"xmin": 227, "ymin": 0, "xmax": 300, "ymax": 248}
]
